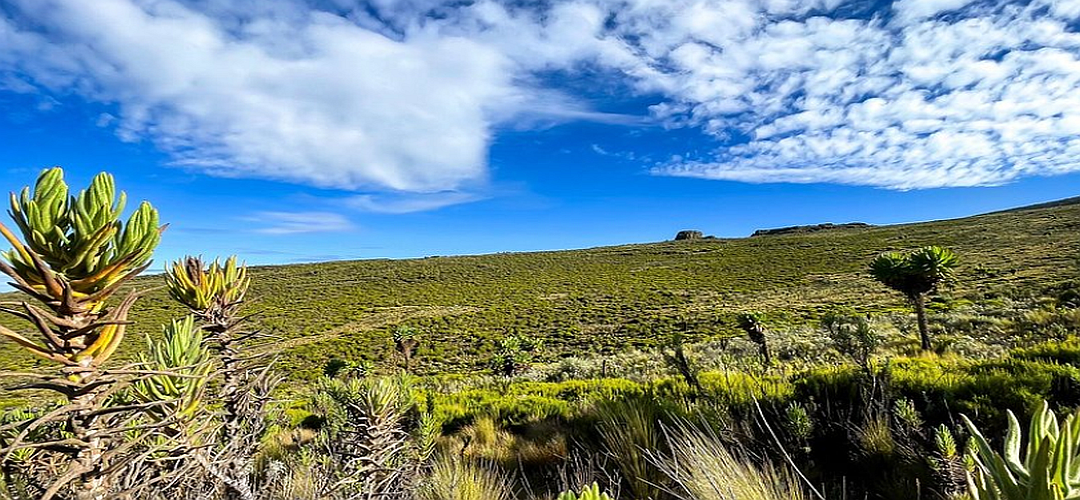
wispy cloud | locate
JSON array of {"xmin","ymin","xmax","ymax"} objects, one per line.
[
  {"xmin": 345, "ymin": 191, "xmax": 483, "ymax": 214},
  {"xmin": 245, "ymin": 211, "xmax": 355, "ymax": 235}
]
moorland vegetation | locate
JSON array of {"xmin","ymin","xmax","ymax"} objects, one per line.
[{"xmin": 1, "ymin": 168, "xmax": 1080, "ymax": 499}]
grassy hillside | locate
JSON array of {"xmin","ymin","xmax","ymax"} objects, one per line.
[{"xmin": 3, "ymin": 198, "xmax": 1079, "ymax": 380}]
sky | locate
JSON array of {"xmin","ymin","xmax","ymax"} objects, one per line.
[{"xmin": 2, "ymin": 0, "xmax": 1080, "ymax": 266}]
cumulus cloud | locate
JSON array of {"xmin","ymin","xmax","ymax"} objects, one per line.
[
  {"xmin": 0, "ymin": 0, "xmax": 615, "ymax": 193},
  {"xmin": 4, "ymin": 0, "xmax": 1080, "ymax": 191},
  {"xmin": 247, "ymin": 211, "xmax": 355, "ymax": 235}
]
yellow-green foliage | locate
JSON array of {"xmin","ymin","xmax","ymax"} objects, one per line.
[
  {"xmin": 698, "ymin": 371, "xmax": 795, "ymax": 408},
  {"xmin": 5, "ymin": 189, "xmax": 1076, "ymax": 377},
  {"xmin": 857, "ymin": 415, "xmax": 896, "ymax": 458},
  {"xmin": 1013, "ymin": 340, "xmax": 1080, "ymax": 365},
  {"xmin": 431, "ymin": 378, "xmax": 645, "ymax": 427},
  {"xmin": 417, "ymin": 456, "xmax": 514, "ymax": 500},
  {"xmin": 0, "ymin": 167, "xmax": 161, "ymax": 372},
  {"xmin": 795, "ymin": 354, "xmax": 1080, "ymax": 427},
  {"xmin": 441, "ymin": 416, "xmax": 568, "ymax": 467},
  {"xmin": 412, "ymin": 350, "xmax": 1080, "ymax": 442},
  {"xmin": 165, "ymin": 255, "xmax": 249, "ymax": 313},
  {"xmin": 130, "ymin": 316, "xmax": 212, "ymax": 419},
  {"xmin": 655, "ymin": 425, "xmax": 808, "ymax": 500},
  {"xmin": 4, "ymin": 168, "xmax": 160, "ymax": 293},
  {"xmin": 557, "ymin": 483, "xmax": 615, "ymax": 500}
]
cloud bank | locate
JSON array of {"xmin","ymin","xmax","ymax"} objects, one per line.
[{"xmin": 4, "ymin": 0, "xmax": 1080, "ymax": 191}]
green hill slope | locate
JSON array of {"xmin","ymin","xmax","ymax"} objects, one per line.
[{"xmin": 3, "ymin": 198, "xmax": 1080, "ymax": 380}]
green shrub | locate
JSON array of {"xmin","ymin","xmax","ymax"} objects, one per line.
[
  {"xmin": 1013, "ymin": 341, "xmax": 1080, "ymax": 366},
  {"xmin": 821, "ymin": 312, "xmax": 881, "ymax": 368},
  {"xmin": 490, "ymin": 335, "xmax": 541, "ymax": 377},
  {"xmin": 698, "ymin": 371, "xmax": 795, "ymax": 409}
]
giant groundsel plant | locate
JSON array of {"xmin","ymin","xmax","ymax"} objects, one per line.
[{"xmin": 869, "ymin": 246, "xmax": 958, "ymax": 351}]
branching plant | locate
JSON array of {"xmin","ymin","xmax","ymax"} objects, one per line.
[
  {"xmin": 305, "ymin": 376, "xmax": 431, "ymax": 499},
  {"xmin": 392, "ymin": 325, "xmax": 420, "ymax": 374},
  {"xmin": 164, "ymin": 255, "xmax": 273, "ymax": 499},
  {"xmin": 165, "ymin": 256, "xmax": 253, "ymax": 426},
  {"xmin": 0, "ymin": 167, "xmax": 164, "ymax": 500},
  {"xmin": 664, "ymin": 331, "xmax": 703, "ymax": 395},
  {"xmin": 490, "ymin": 334, "xmax": 540, "ymax": 377},
  {"xmin": 821, "ymin": 312, "xmax": 880, "ymax": 370}
]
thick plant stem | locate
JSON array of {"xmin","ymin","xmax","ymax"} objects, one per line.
[
  {"xmin": 205, "ymin": 325, "xmax": 243, "ymax": 436},
  {"xmin": 70, "ymin": 385, "xmax": 108, "ymax": 500},
  {"xmin": 912, "ymin": 293, "xmax": 932, "ymax": 351},
  {"xmin": 220, "ymin": 346, "xmax": 243, "ymax": 437},
  {"xmin": 203, "ymin": 323, "xmax": 255, "ymax": 499}
]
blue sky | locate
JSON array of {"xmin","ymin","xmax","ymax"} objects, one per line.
[{"xmin": 3, "ymin": 0, "xmax": 1080, "ymax": 266}]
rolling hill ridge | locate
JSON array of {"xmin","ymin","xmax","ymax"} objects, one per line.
[{"xmin": 3, "ymin": 197, "xmax": 1080, "ymax": 380}]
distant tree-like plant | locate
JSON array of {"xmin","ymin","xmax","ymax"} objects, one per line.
[
  {"xmin": 393, "ymin": 325, "xmax": 420, "ymax": 373},
  {"xmin": 737, "ymin": 312, "xmax": 771, "ymax": 365},
  {"xmin": 869, "ymin": 246, "xmax": 958, "ymax": 351},
  {"xmin": 490, "ymin": 334, "xmax": 540, "ymax": 377},
  {"xmin": 0, "ymin": 167, "xmax": 164, "ymax": 499},
  {"xmin": 664, "ymin": 330, "xmax": 703, "ymax": 395}
]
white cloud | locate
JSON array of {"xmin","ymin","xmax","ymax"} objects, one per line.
[
  {"xmin": 613, "ymin": 0, "xmax": 1080, "ymax": 188},
  {"xmin": 0, "ymin": 0, "xmax": 622, "ymax": 193},
  {"xmin": 5, "ymin": 0, "xmax": 1080, "ymax": 191},
  {"xmin": 247, "ymin": 211, "xmax": 355, "ymax": 235}
]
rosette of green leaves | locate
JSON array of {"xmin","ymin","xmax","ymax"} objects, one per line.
[
  {"xmin": 0, "ymin": 167, "xmax": 161, "ymax": 308},
  {"xmin": 164, "ymin": 255, "xmax": 249, "ymax": 314},
  {"xmin": 131, "ymin": 316, "xmax": 212, "ymax": 420},
  {"xmin": 557, "ymin": 483, "xmax": 615, "ymax": 500},
  {"xmin": 963, "ymin": 401, "xmax": 1080, "ymax": 499},
  {"xmin": 869, "ymin": 246, "xmax": 958, "ymax": 299}
]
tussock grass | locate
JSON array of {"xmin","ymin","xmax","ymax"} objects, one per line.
[
  {"xmin": 417, "ymin": 456, "xmax": 515, "ymax": 500},
  {"xmin": 597, "ymin": 399, "xmax": 667, "ymax": 500},
  {"xmin": 654, "ymin": 424, "xmax": 808, "ymax": 500}
]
